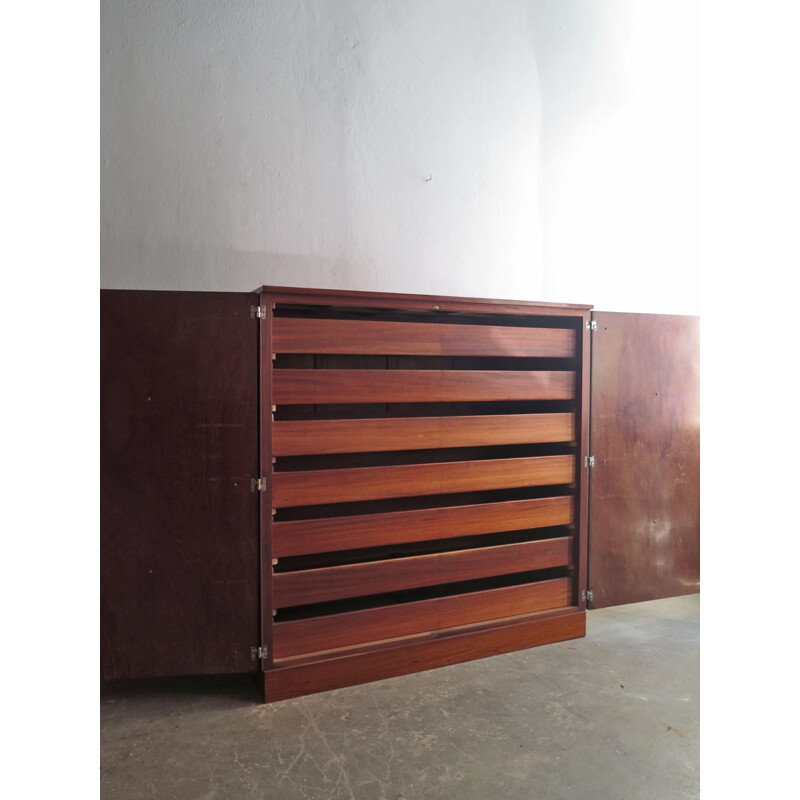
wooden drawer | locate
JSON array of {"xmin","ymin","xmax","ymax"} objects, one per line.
[{"xmin": 273, "ymin": 577, "xmax": 572, "ymax": 659}]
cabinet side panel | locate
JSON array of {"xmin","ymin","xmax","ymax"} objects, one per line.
[
  {"xmin": 259, "ymin": 293, "xmax": 274, "ymax": 668},
  {"xmin": 100, "ymin": 290, "xmax": 259, "ymax": 679},
  {"xmin": 588, "ymin": 311, "xmax": 700, "ymax": 608},
  {"xmin": 575, "ymin": 312, "xmax": 592, "ymax": 609}
]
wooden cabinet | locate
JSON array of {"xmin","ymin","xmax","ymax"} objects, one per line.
[
  {"xmin": 101, "ymin": 287, "xmax": 699, "ymax": 702},
  {"xmin": 256, "ymin": 287, "xmax": 591, "ymax": 701}
]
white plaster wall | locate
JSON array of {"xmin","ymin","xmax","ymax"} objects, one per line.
[
  {"xmin": 101, "ymin": 0, "xmax": 545, "ymax": 299},
  {"xmin": 102, "ymin": 1, "xmax": 698, "ymax": 314},
  {"xmin": 533, "ymin": 1, "xmax": 699, "ymax": 314}
]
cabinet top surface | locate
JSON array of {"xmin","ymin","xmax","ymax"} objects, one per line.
[{"xmin": 258, "ymin": 285, "xmax": 593, "ymax": 313}]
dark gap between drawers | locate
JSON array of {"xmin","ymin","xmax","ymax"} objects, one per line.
[
  {"xmin": 273, "ymin": 442, "xmax": 577, "ymax": 472},
  {"xmin": 274, "ymin": 484, "xmax": 576, "ymax": 522},
  {"xmin": 273, "ymin": 566, "xmax": 573, "ymax": 622},
  {"xmin": 273, "ymin": 525, "xmax": 575, "ymax": 572}
]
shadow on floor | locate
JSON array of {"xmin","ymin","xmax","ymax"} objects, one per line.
[{"xmin": 101, "ymin": 672, "xmax": 262, "ymax": 706}]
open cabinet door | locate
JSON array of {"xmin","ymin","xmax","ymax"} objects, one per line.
[
  {"xmin": 588, "ymin": 312, "xmax": 699, "ymax": 609},
  {"xmin": 101, "ymin": 291, "xmax": 260, "ymax": 679}
]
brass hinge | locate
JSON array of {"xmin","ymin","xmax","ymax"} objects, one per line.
[
  {"xmin": 586, "ymin": 319, "xmax": 597, "ymax": 331},
  {"xmin": 584, "ymin": 455, "xmax": 595, "ymax": 469},
  {"xmin": 251, "ymin": 305, "xmax": 267, "ymax": 319},
  {"xmin": 250, "ymin": 477, "xmax": 267, "ymax": 492},
  {"xmin": 251, "ymin": 645, "xmax": 268, "ymax": 660},
  {"xmin": 582, "ymin": 589, "xmax": 594, "ymax": 603}
]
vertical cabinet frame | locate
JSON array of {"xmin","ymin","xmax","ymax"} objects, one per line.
[{"xmin": 258, "ymin": 298, "xmax": 275, "ymax": 670}]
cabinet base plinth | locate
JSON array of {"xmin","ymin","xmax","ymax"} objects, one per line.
[{"xmin": 262, "ymin": 608, "xmax": 586, "ymax": 702}]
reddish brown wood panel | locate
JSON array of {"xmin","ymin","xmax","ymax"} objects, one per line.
[
  {"xmin": 101, "ymin": 290, "xmax": 259, "ymax": 679},
  {"xmin": 575, "ymin": 311, "xmax": 592, "ymax": 610},
  {"xmin": 264, "ymin": 609, "xmax": 586, "ymax": 701},
  {"xmin": 273, "ymin": 369, "xmax": 575, "ymax": 404},
  {"xmin": 273, "ymin": 578, "xmax": 572, "ymax": 658},
  {"xmin": 258, "ymin": 287, "xmax": 592, "ymax": 701},
  {"xmin": 272, "ymin": 454, "xmax": 575, "ymax": 507},
  {"xmin": 273, "ymin": 536, "xmax": 572, "ymax": 607},
  {"xmin": 273, "ymin": 495, "xmax": 573, "ymax": 557},
  {"xmin": 262, "ymin": 284, "xmax": 592, "ymax": 316},
  {"xmin": 588, "ymin": 312, "xmax": 700, "ymax": 608},
  {"xmin": 258, "ymin": 298, "xmax": 275, "ymax": 668},
  {"xmin": 273, "ymin": 413, "xmax": 575, "ymax": 456},
  {"xmin": 272, "ymin": 317, "xmax": 576, "ymax": 357}
]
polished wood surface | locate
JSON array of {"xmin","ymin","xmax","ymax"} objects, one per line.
[
  {"xmin": 273, "ymin": 317, "xmax": 576, "ymax": 357},
  {"xmin": 100, "ymin": 286, "xmax": 593, "ymax": 698},
  {"xmin": 273, "ymin": 536, "xmax": 572, "ymax": 607},
  {"xmin": 272, "ymin": 454, "xmax": 575, "ymax": 507},
  {"xmin": 261, "ymin": 284, "xmax": 592, "ymax": 316},
  {"xmin": 259, "ymin": 300, "xmax": 275, "ymax": 667},
  {"xmin": 265, "ymin": 609, "xmax": 586, "ymax": 701},
  {"xmin": 273, "ymin": 495, "xmax": 573, "ymax": 557},
  {"xmin": 576, "ymin": 311, "xmax": 592, "ymax": 609},
  {"xmin": 273, "ymin": 413, "xmax": 575, "ymax": 456},
  {"xmin": 273, "ymin": 369, "xmax": 575, "ymax": 404},
  {"xmin": 101, "ymin": 290, "xmax": 259, "ymax": 679},
  {"xmin": 260, "ymin": 286, "xmax": 591, "ymax": 700},
  {"xmin": 588, "ymin": 312, "xmax": 700, "ymax": 608},
  {"xmin": 273, "ymin": 578, "xmax": 571, "ymax": 657}
]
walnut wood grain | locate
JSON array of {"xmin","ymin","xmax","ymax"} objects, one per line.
[
  {"xmin": 259, "ymin": 296, "xmax": 275, "ymax": 667},
  {"xmin": 272, "ymin": 454, "xmax": 575, "ymax": 507},
  {"xmin": 588, "ymin": 312, "xmax": 700, "ymax": 608},
  {"xmin": 101, "ymin": 290, "xmax": 259, "ymax": 680},
  {"xmin": 273, "ymin": 412, "xmax": 575, "ymax": 456},
  {"xmin": 272, "ymin": 369, "xmax": 575, "ymax": 405},
  {"xmin": 273, "ymin": 577, "xmax": 571, "ymax": 657},
  {"xmin": 272, "ymin": 317, "xmax": 576, "ymax": 357},
  {"xmin": 273, "ymin": 495, "xmax": 573, "ymax": 557},
  {"xmin": 264, "ymin": 609, "xmax": 586, "ymax": 701},
  {"xmin": 273, "ymin": 536, "xmax": 572, "ymax": 607},
  {"xmin": 258, "ymin": 286, "xmax": 591, "ymax": 701},
  {"xmin": 576, "ymin": 310, "xmax": 592, "ymax": 610},
  {"xmin": 261, "ymin": 284, "xmax": 592, "ymax": 316}
]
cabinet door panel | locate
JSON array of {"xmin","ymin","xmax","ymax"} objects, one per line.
[
  {"xmin": 588, "ymin": 312, "xmax": 700, "ymax": 609},
  {"xmin": 101, "ymin": 290, "xmax": 259, "ymax": 679}
]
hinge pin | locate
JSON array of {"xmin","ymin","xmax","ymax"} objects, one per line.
[
  {"xmin": 251, "ymin": 645, "xmax": 268, "ymax": 660},
  {"xmin": 250, "ymin": 477, "xmax": 267, "ymax": 492}
]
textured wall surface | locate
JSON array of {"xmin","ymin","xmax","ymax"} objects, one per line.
[
  {"xmin": 101, "ymin": 1, "xmax": 698, "ymax": 314},
  {"xmin": 532, "ymin": 1, "xmax": 699, "ymax": 314},
  {"xmin": 101, "ymin": 0, "xmax": 545, "ymax": 299}
]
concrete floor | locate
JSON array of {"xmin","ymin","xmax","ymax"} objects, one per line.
[{"xmin": 101, "ymin": 594, "xmax": 699, "ymax": 800}]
